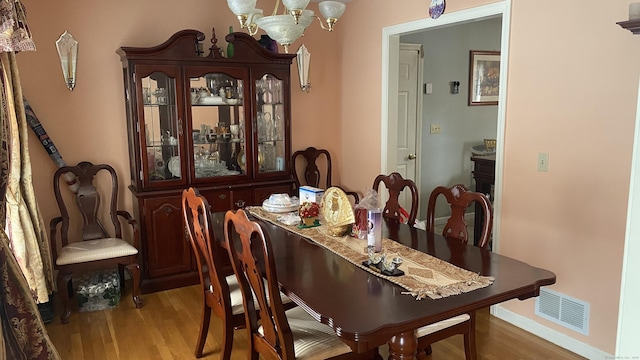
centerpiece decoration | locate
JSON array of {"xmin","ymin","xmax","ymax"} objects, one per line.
[
  {"xmin": 298, "ymin": 201, "xmax": 320, "ymax": 227},
  {"xmin": 321, "ymin": 187, "xmax": 355, "ymax": 236}
]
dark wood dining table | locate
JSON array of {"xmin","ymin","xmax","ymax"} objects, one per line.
[{"xmin": 211, "ymin": 211, "xmax": 556, "ymax": 359}]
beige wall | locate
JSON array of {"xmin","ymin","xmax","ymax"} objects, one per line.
[{"xmin": 17, "ymin": 0, "xmax": 640, "ymax": 355}]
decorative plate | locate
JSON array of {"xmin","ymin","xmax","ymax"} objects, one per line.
[
  {"xmin": 429, "ymin": 0, "xmax": 446, "ymax": 19},
  {"xmin": 199, "ymin": 96, "xmax": 225, "ymax": 105},
  {"xmin": 262, "ymin": 194, "xmax": 299, "ymax": 213},
  {"xmin": 237, "ymin": 149, "xmax": 246, "ymax": 171},
  {"xmin": 167, "ymin": 156, "xmax": 181, "ymax": 178}
]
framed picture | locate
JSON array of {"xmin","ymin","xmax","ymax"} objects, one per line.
[{"xmin": 468, "ymin": 50, "xmax": 500, "ymax": 106}]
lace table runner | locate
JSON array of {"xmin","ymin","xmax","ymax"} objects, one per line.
[{"xmin": 247, "ymin": 207, "xmax": 493, "ymax": 300}]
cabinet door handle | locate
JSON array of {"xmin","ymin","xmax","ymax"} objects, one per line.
[
  {"xmin": 235, "ymin": 200, "xmax": 246, "ymax": 208},
  {"xmin": 218, "ymin": 194, "xmax": 227, "ymax": 200}
]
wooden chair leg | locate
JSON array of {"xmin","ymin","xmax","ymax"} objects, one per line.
[
  {"xmin": 125, "ymin": 263, "xmax": 143, "ymax": 308},
  {"xmin": 464, "ymin": 312, "xmax": 477, "ymax": 360},
  {"xmin": 58, "ymin": 272, "xmax": 72, "ymax": 324},
  {"xmin": 195, "ymin": 304, "xmax": 211, "ymax": 358},
  {"xmin": 117, "ymin": 263, "xmax": 126, "ymax": 296},
  {"xmin": 220, "ymin": 313, "xmax": 234, "ymax": 360}
]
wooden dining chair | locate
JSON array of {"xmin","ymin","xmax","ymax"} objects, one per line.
[
  {"xmin": 182, "ymin": 187, "xmax": 246, "ymax": 359},
  {"xmin": 372, "ymin": 172, "xmax": 419, "ymax": 225},
  {"xmin": 416, "ymin": 183, "xmax": 494, "ymax": 360},
  {"xmin": 426, "ymin": 183, "xmax": 493, "ymax": 248},
  {"xmin": 223, "ymin": 209, "xmax": 356, "ymax": 360},
  {"xmin": 292, "ymin": 146, "xmax": 360, "ymax": 203},
  {"xmin": 49, "ymin": 161, "xmax": 143, "ymax": 324}
]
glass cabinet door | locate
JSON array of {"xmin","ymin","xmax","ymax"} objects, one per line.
[
  {"xmin": 140, "ymin": 71, "xmax": 181, "ymax": 183},
  {"xmin": 189, "ymin": 72, "xmax": 246, "ymax": 179},
  {"xmin": 256, "ymin": 74, "xmax": 286, "ymax": 174}
]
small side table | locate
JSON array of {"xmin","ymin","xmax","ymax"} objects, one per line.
[{"xmin": 470, "ymin": 155, "xmax": 495, "ymax": 246}]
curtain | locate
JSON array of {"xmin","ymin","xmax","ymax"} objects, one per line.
[{"xmin": 0, "ymin": 1, "xmax": 60, "ymax": 359}]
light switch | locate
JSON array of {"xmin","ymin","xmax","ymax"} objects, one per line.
[{"xmin": 424, "ymin": 83, "xmax": 433, "ymax": 94}]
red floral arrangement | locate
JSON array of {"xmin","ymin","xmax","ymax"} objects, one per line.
[{"xmin": 299, "ymin": 202, "xmax": 320, "ymax": 218}]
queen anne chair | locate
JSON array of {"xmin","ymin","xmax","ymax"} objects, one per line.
[
  {"xmin": 292, "ymin": 147, "xmax": 360, "ymax": 203},
  {"xmin": 49, "ymin": 161, "xmax": 143, "ymax": 324},
  {"xmin": 372, "ymin": 172, "xmax": 419, "ymax": 226},
  {"xmin": 182, "ymin": 187, "xmax": 247, "ymax": 358},
  {"xmin": 223, "ymin": 209, "xmax": 357, "ymax": 360},
  {"xmin": 183, "ymin": 187, "xmax": 295, "ymax": 359},
  {"xmin": 416, "ymin": 183, "xmax": 494, "ymax": 359}
]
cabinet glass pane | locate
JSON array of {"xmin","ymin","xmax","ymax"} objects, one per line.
[
  {"xmin": 141, "ymin": 73, "xmax": 180, "ymax": 181},
  {"xmin": 190, "ymin": 73, "xmax": 245, "ymax": 178},
  {"xmin": 256, "ymin": 74, "xmax": 285, "ymax": 174}
]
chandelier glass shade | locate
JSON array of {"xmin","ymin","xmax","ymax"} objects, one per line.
[{"xmin": 227, "ymin": 0, "xmax": 347, "ymax": 53}]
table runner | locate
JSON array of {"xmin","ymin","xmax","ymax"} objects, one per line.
[{"xmin": 247, "ymin": 207, "xmax": 493, "ymax": 300}]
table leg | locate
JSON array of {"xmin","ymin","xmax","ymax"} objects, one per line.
[{"xmin": 387, "ymin": 330, "xmax": 417, "ymax": 360}]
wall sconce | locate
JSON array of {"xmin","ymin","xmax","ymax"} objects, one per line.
[
  {"xmin": 296, "ymin": 44, "xmax": 311, "ymax": 92},
  {"xmin": 449, "ymin": 81, "xmax": 460, "ymax": 94},
  {"xmin": 55, "ymin": 31, "xmax": 78, "ymax": 91}
]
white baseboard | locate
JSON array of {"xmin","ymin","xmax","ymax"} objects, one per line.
[{"xmin": 492, "ymin": 304, "xmax": 612, "ymax": 359}]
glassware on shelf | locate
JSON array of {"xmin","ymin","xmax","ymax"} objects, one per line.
[
  {"xmin": 143, "ymin": 87, "xmax": 152, "ymax": 104},
  {"xmin": 153, "ymin": 88, "xmax": 167, "ymax": 105}
]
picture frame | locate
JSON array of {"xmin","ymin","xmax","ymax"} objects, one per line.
[{"xmin": 468, "ymin": 50, "xmax": 500, "ymax": 106}]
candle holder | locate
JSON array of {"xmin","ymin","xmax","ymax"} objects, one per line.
[{"xmin": 56, "ymin": 31, "xmax": 78, "ymax": 91}]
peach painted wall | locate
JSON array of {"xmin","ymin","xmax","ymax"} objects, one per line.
[
  {"xmin": 337, "ymin": 0, "xmax": 640, "ymax": 355},
  {"xmin": 14, "ymin": 0, "xmax": 640, "ymax": 355}
]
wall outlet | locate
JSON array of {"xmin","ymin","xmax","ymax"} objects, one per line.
[
  {"xmin": 430, "ymin": 123, "xmax": 441, "ymax": 134},
  {"xmin": 537, "ymin": 152, "xmax": 549, "ymax": 172}
]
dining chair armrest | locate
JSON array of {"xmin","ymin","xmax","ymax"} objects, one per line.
[
  {"xmin": 49, "ymin": 216, "xmax": 63, "ymax": 261},
  {"xmin": 117, "ymin": 210, "xmax": 141, "ymax": 249}
]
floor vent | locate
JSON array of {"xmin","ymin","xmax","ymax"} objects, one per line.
[{"xmin": 535, "ymin": 288, "xmax": 589, "ymax": 335}]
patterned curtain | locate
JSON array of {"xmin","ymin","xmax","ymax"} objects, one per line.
[{"xmin": 0, "ymin": 1, "xmax": 60, "ymax": 359}]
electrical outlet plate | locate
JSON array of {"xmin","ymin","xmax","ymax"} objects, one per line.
[
  {"xmin": 537, "ymin": 152, "xmax": 549, "ymax": 172},
  {"xmin": 430, "ymin": 124, "xmax": 441, "ymax": 134}
]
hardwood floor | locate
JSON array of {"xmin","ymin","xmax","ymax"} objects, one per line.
[{"xmin": 45, "ymin": 283, "xmax": 585, "ymax": 359}]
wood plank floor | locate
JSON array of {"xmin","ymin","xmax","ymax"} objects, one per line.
[{"xmin": 45, "ymin": 284, "xmax": 586, "ymax": 359}]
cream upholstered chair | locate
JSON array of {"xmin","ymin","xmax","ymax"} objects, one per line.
[
  {"xmin": 223, "ymin": 209, "xmax": 356, "ymax": 360},
  {"xmin": 50, "ymin": 162, "xmax": 143, "ymax": 324},
  {"xmin": 415, "ymin": 183, "xmax": 494, "ymax": 360}
]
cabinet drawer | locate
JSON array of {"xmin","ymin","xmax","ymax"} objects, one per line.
[{"xmin": 201, "ymin": 188, "xmax": 252, "ymax": 212}]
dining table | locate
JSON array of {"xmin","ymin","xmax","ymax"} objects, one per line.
[{"xmin": 210, "ymin": 210, "xmax": 556, "ymax": 360}]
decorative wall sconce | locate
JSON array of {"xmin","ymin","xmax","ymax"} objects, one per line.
[
  {"xmin": 55, "ymin": 31, "xmax": 78, "ymax": 91},
  {"xmin": 450, "ymin": 81, "xmax": 460, "ymax": 94},
  {"xmin": 296, "ymin": 44, "xmax": 311, "ymax": 92}
]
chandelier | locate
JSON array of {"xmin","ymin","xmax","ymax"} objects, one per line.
[{"xmin": 227, "ymin": 0, "xmax": 347, "ymax": 53}]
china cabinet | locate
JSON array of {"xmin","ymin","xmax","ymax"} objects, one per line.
[{"xmin": 117, "ymin": 29, "xmax": 295, "ymax": 293}]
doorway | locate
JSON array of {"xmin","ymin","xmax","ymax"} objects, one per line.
[{"xmin": 381, "ymin": 2, "xmax": 510, "ymax": 244}]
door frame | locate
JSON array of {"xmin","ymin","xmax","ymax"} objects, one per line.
[{"xmin": 381, "ymin": 1, "xmax": 511, "ymax": 252}]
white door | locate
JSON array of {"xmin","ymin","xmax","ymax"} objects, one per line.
[{"xmin": 395, "ymin": 44, "xmax": 423, "ymax": 215}]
